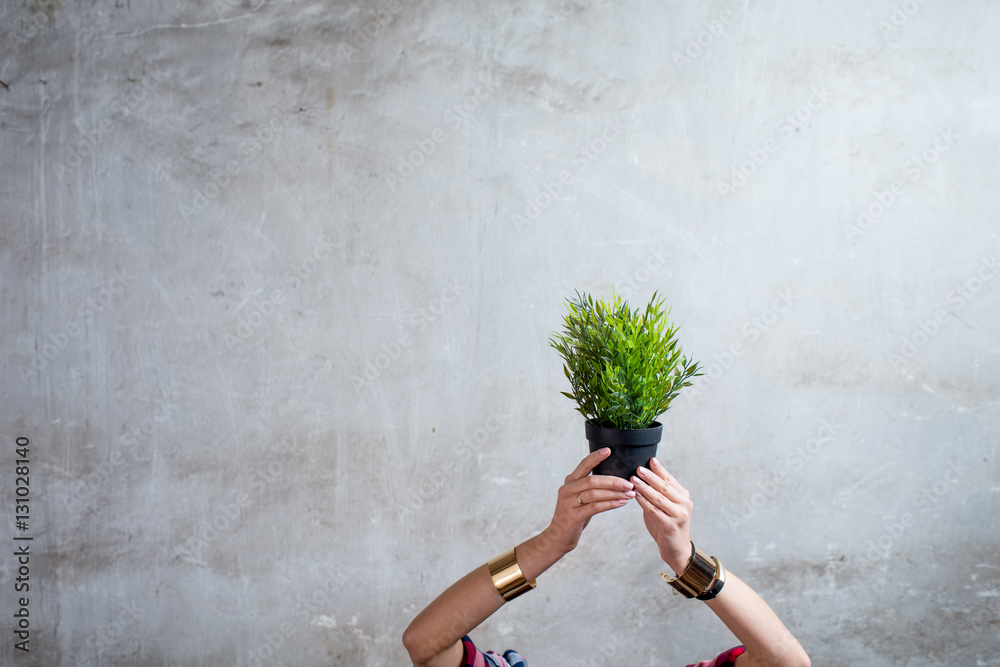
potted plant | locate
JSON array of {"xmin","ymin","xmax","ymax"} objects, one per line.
[{"xmin": 549, "ymin": 289, "xmax": 701, "ymax": 479}]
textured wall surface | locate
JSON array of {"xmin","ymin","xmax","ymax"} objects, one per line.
[{"xmin": 1, "ymin": 0, "xmax": 999, "ymax": 665}]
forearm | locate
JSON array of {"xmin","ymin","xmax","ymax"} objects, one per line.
[
  {"xmin": 403, "ymin": 448, "xmax": 632, "ymax": 666},
  {"xmin": 635, "ymin": 461, "xmax": 808, "ymax": 667},
  {"xmin": 703, "ymin": 572, "xmax": 810, "ymax": 667},
  {"xmin": 402, "ymin": 531, "xmax": 568, "ymax": 667},
  {"xmin": 401, "ymin": 563, "xmax": 502, "ymax": 667}
]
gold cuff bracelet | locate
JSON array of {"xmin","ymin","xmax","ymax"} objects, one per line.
[
  {"xmin": 661, "ymin": 542, "xmax": 726, "ymax": 600},
  {"xmin": 487, "ymin": 547, "xmax": 537, "ymax": 602}
]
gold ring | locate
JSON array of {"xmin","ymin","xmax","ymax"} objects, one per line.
[{"xmin": 577, "ymin": 492, "xmax": 583, "ymax": 505}]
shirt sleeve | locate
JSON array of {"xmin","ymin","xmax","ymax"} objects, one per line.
[
  {"xmin": 465, "ymin": 634, "xmax": 739, "ymax": 667},
  {"xmin": 460, "ymin": 636, "xmax": 526, "ymax": 667},
  {"xmin": 461, "ymin": 635, "xmax": 485, "ymax": 667},
  {"xmin": 685, "ymin": 645, "xmax": 747, "ymax": 667}
]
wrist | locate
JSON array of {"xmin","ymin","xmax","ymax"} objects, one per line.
[
  {"xmin": 487, "ymin": 547, "xmax": 536, "ymax": 602},
  {"xmin": 665, "ymin": 558, "xmax": 687, "ymax": 575},
  {"xmin": 663, "ymin": 544, "xmax": 692, "ymax": 575},
  {"xmin": 536, "ymin": 525, "xmax": 574, "ymax": 559},
  {"xmin": 516, "ymin": 530, "xmax": 571, "ymax": 582},
  {"xmin": 661, "ymin": 543, "xmax": 727, "ymax": 601}
]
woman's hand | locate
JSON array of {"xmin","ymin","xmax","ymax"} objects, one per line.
[
  {"xmin": 632, "ymin": 459, "xmax": 811, "ymax": 667},
  {"xmin": 632, "ymin": 457, "xmax": 694, "ymax": 573},
  {"xmin": 536, "ymin": 448, "xmax": 636, "ymax": 557},
  {"xmin": 403, "ymin": 448, "xmax": 636, "ymax": 667}
]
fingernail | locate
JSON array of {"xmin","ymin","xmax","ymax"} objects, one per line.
[
  {"xmin": 651, "ymin": 457, "xmax": 660, "ymax": 467},
  {"xmin": 638, "ymin": 466, "xmax": 651, "ymax": 476},
  {"xmin": 631, "ymin": 476, "xmax": 640, "ymax": 484},
  {"xmin": 617, "ymin": 498, "xmax": 628, "ymax": 505},
  {"xmin": 625, "ymin": 490, "xmax": 636, "ymax": 498},
  {"xmin": 601, "ymin": 447, "xmax": 611, "ymax": 455}
]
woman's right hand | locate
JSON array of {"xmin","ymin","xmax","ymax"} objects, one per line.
[
  {"xmin": 404, "ymin": 448, "xmax": 636, "ymax": 667},
  {"xmin": 538, "ymin": 447, "xmax": 636, "ymax": 557}
]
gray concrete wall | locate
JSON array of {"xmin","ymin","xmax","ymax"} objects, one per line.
[{"xmin": 1, "ymin": 0, "xmax": 998, "ymax": 665}]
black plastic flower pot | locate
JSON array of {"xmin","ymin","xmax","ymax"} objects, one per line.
[{"xmin": 585, "ymin": 420, "xmax": 663, "ymax": 480}]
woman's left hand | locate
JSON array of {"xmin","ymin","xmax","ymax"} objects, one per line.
[{"xmin": 632, "ymin": 457, "xmax": 694, "ymax": 574}]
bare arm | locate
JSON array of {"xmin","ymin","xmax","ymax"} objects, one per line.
[
  {"xmin": 402, "ymin": 448, "xmax": 636, "ymax": 667},
  {"xmin": 705, "ymin": 573, "xmax": 810, "ymax": 667},
  {"xmin": 632, "ymin": 458, "xmax": 810, "ymax": 667}
]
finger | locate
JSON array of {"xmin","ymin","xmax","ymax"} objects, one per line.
[
  {"xmin": 581, "ymin": 497, "xmax": 631, "ymax": 516},
  {"xmin": 651, "ymin": 458, "xmax": 689, "ymax": 496},
  {"xmin": 577, "ymin": 487, "xmax": 636, "ymax": 505},
  {"xmin": 631, "ymin": 474, "xmax": 682, "ymax": 518},
  {"xmin": 630, "ymin": 474, "xmax": 661, "ymax": 506},
  {"xmin": 634, "ymin": 487, "xmax": 678, "ymax": 523},
  {"xmin": 566, "ymin": 448, "xmax": 611, "ymax": 482},
  {"xmin": 632, "ymin": 484, "xmax": 656, "ymax": 508},
  {"xmin": 632, "ymin": 485, "xmax": 668, "ymax": 518},
  {"xmin": 591, "ymin": 473, "xmax": 636, "ymax": 489},
  {"xmin": 636, "ymin": 466, "xmax": 670, "ymax": 496},
  {"xmin": 570, "ymin": 473, "xmax": 634, "ymax": 495},
  {"xmin": 636, "ymin": 465, "xmax": 678, "ymax": 501}
]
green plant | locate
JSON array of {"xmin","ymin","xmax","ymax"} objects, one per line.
[{"xmin": 549, "ymin": 289, "xmax": 701, "ymax": 430}]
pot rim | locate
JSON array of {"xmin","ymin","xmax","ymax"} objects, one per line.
[{"xmin": 585, "ymin": 420, "xmax": 663, "ymax": 447}]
